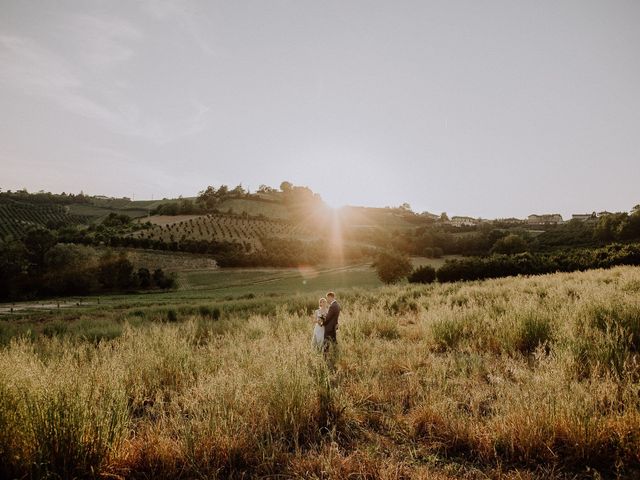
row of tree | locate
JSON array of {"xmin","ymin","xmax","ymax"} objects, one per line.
[
  {"xmin": 373, "ymin": 243, "xmax": 640, "ymax": 285},
  {"xmin": 0, "ymin": 228, "xmax": 175, "ymax": 301},
  {"xmin": 0, "ymin": 189, "xmax": 91, "ymax": 205}
]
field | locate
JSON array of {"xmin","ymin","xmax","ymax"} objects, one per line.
[
  {"xmin": 0, "ymin": 199, "xmax": 89, "ymax": 237},
  {"xmin": 136, "ymin": 213, "xmax": 315, "ymax": 251},
  {"xmin": 1, "ymin": 265, "xmax": 640, "ymax": 478},
  {"xmin": 218, "ymin": 197, "xmax": 291, "ymax": 219}
]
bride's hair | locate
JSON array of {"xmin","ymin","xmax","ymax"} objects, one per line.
[{"xmin": 319, "ymin": 297, "xmax": 327, "ymax": 306}]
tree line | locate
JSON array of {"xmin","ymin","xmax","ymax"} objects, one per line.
[
  {"xmin": 0, "ymin": 228, "xmax": 175, "ymax": 301},
  {"xmin": 374, "ymin": 243, "xmax": 640, "ymax": 285}
]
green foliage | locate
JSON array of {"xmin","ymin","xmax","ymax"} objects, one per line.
[
  {"xmin": 101, "ymin": 212, "xmax": 132, "ymax": 227},
  {"xmin": 198, "ymin": 305, "xmax": 221, "ymax": 320},
  {"xmin": 408, "ymin": 265, "xmax": 436, "ymax": 284},
  {"xmin": 436, "ymin": 244, "xmax": 640, "ymax": 283},
  {"xmin": 166, "ymin": 309, "xmax": 179, "ymax": 322},
  {"xmin": 373, "ymin": 251, "xmax": 412, "ymax": 284},
  {"xmin": 491, "ymin": 233, "xmax": 527, "ymax": 254}
]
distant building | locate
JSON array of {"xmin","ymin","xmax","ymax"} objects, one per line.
[
  {"xmin": 528, "ymin": 214, "xmax": 563, "ymax": 225},
  {"xmin": 494, "ymin": 217, "xmax": 526, "ymax": 224},
  {"xmin": 597, "ymin": 211, "xmax": 613, "ymax": 217},
  {"xmin": 450, "ymin": 216, "xmax": 478, "ymax": 227},
  {"xmin": 571, "ymin": 212, "xmax": 597, "ymax": 221},
  {"xmin": 419, "ymin": 211, "xmax": 439, "ymax": 221}
]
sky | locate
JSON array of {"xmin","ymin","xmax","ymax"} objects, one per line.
[{"xmin": 1, "ymin": 0, "xmax": 639, "ymax": 219}]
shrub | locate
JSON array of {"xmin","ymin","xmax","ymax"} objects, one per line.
[
  {"xmin": 373, "ymin": 251, "xmax": 412, "ymax": 284},
  {"xmin": 166, "ymin": 309, "xmax": 178, "ymax": 322},
  {"xmin": 198, "ymin": 305, "xmax": 221, "ymax": 320},
  {"xmin": 408, "ymin": 265, "xmax": 436, "ymax": 284}
]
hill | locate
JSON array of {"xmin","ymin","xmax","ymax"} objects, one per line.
[
  {"xmin": 0, "ymin": 191, "xmax": 181, "ymax": 237},
  {"xmin": 135, "ymin": 213, "xmax": 314, "ymax": 251},
  {"xmin": 0, "ymin": 197, "xmax": 90, "ymax": 237}
]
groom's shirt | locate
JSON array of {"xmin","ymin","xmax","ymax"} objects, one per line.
[{"xmin": 323, "ymin": 301, "xmax": 340, "ymax": 340}]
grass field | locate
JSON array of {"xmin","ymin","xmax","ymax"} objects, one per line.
[{"xmin": 1, "ymin": 265, "xmax": 640, "ymax": 478}]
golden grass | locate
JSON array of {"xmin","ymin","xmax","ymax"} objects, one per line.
[{"xmin": 2, "ymin": 267, "xmax": 640, "ymax": 478}]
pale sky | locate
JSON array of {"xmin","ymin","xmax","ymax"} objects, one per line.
[{"xmin": 1, "ymin": 1, "xmax": 639, "ymax": 219}]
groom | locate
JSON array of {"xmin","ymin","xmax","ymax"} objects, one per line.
[{"xmin": 321, "ymin": 291, "xmax": 340, "ymax": 353}]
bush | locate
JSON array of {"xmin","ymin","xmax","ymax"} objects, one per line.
[
  {"xmin": 491, "ymin": 234, "xmax": 528, "ymax": 254},
  {"xmin": 373, "ymin": 251, "xmax": 412, "ymax": 284},
  {"xmin": 166, "ymin": 309, "xmax": 178, "ymax": 322},
  {"xmin": 408, "ymin": 265, "xmax": 436, "ymax": 284},
  {"xmin": 198, "ymin": 305, "xmax": 221, "ymax": 320},
  {"xmin": 436, "ymin": 244, "xmax": 640, "ymax": 283}
]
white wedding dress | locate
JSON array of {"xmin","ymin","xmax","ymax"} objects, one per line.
[{"xmin": 312, "ymin": 308, "xmax": 327, "ymax": 349}]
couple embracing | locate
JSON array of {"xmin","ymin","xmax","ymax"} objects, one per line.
[{"xmin": 312, "ymin": 291, "xmax": 341, "ymax": 352}]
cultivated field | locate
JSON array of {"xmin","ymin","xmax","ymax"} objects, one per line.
[
  {"xmin": 136, "ymin": 213, "xmax": 315, "ymax": 251},
  {"xmin": 1, "ymin": 266, "xmax": 640, "ymax": 478},
  {"xmin": 0, "ymin": 199, "xmax": 89, "ymax": 237}
]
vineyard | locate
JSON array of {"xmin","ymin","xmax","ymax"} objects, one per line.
[
  {"xmin": 135, "ymin": 214, "xmax": 315, "ymax": 251},
  {"xmin": 0, "ymin": 199, "xmax": 89, "ymax": 238}
]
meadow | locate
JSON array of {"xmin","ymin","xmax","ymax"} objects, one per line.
[{"xmin": 1, "ymin": 266, "xmax": 640, "ymax": 478}]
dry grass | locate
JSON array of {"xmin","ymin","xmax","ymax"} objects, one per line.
[{"xmin": 2, "ymin": 267, "xmax": 640, "ymax": 478}]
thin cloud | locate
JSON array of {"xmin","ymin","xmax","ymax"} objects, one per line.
[
  {"xmin": 138, "ymin": 0, "xmax": 221, "ymax": 57},
  {"xmin": 0, "ymin": 35, "xmax": 121, "ymax": 124},
  {"xmin": 0, "ymin": 33, "xmax": 210, "ymax": 144},
  {"xmin": 65, "ymin": 13, "xmax": 143, "ymax": 69}
]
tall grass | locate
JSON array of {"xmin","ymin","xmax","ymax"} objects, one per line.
[{"xmin": 1, "ymin": 266, "xmax": 640, "ymax": 478}]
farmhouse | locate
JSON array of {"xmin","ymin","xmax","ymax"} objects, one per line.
[
  {"xmin": 527, "ymin": 214, "xmax": 563, "ymax": 225},
  {"xmin": 420, "ymin": 211, "xmax": 440, "ymax": 221},
  {"xmin": 571, "ymin": 212, "xmax": 596, "ymax": 221},
  {"xmin": 450, "ymin": 216, "xmax": 478, "ymax": 227},
  {"xmin": 494, "ymin": 217, "xmax": 526, "ymax": 224}
]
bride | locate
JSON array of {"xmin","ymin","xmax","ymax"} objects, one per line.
[{"xmin": 312, "ymin": 297, "xmax": 328, "ymax": 349}]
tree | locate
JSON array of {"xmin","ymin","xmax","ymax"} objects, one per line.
[
  {"xmin": 373, "ymin": 251, "xmax": 412, "ymax": 284},
  {"xmin": 258, "ymin": 184, "xmax": 275, "ymax": 193},
  {"xmin": 42, "ymin": 244, "xmax": 98, "ymax": 295},
  {"xmin": 594, "ymin": 213, "xmax": 626, "ymax": 242},
  {"xmin": 440, "ymin": 212, "xmax": 449, "ymax": 222},
  {"xmin": 230, "ymin": 184, "xmax": 246, "ymax": 196},
  {"xmin": 0, "ymin": 238, "xmax": 28, "ymax": 299},
  {"xmin": 23, "ymin": 227, "xmax": 57, "ymax": 269},
  {"xmin": 102, "ymin": 212, "xmax": 132, "ymax": 227},
  {"xmin": 491, "ymin": 234, "xmax": 527, "ymax": 254},
  {"xmin": 408, "ymin": 265, "xmax": 436, "ymax": 284},
  {"xmin": 98, "ymin": 252, "xmax": 134, "ymax": 290},
  {"xmin": 152, "ymin": 268, "xmax": 176, "ymax": 289},
  {"xmin": 280, "ymin": 181, "xmax": 293, "ymax": 193},
  {"xmin": 137, "ymin": 267, "xmax": 151, "ymax": 288}
]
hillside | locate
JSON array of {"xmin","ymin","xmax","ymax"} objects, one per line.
[
  {"xmin": 0, "ymin": 197, "xmax": 90, "ymax": 237},
  {"xmin": 0, "ymin": 191, "xmax": 181, "ymax": 237},
  {"xmin": 135, "ymin": 213, "xmax": 314, "ymax": 251}
]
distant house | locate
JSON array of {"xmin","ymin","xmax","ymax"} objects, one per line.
[
  {"xmin": 450, "ymin": 216, "xmax": 477, "ymax": 227},
  {"xmin": 597, "ymin": 211, "xmax": 613, "ymax": 217},
  {"xmin": 419, "ymin": 211, "xmax": 439, "ymax": 221},
  {"xmin": 494, "ymin": 217, "xmax": 526, "ymax": 224},
  {"xmin": 528, "ymin": 214, "xmax": 563, "ymax": 225},
  {"xmin": 571, "ymin": 212, "xmax": 597, "ymax": 221}
]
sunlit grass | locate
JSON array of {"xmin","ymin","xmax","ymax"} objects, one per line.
[{"xmin": 1, "ymin": 266, "xmax": 640, "ymax": 478}]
